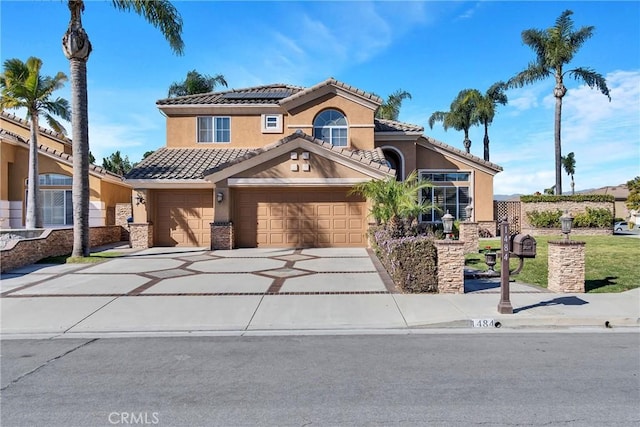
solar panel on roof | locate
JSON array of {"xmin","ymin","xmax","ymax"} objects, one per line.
[{"xmin": 222, "ymin": 90, "xmax": 292, "ymax": 100}]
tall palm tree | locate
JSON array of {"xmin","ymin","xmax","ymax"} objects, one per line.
[
  {"xmin": 62, "ymin": 0, "xmax": 184, "ymax": 257},
  {"xmin": 375, "ymin": 89, "xmax": 412, "ymax": 121},
  {"xmin": 467, "ymin": 82, "xmax": 507, "ymax": 162},
  {"xmin": 168, "ymin": 70, "xmax": 227, "ymax": 97},
  {"xmin": 507, "ymin": 9, "xmax": 610, "ymax": 195},
  {"xmin": 428, "ymin": 88, "xmax": 481, "ymax": 154},
  {"xmin": 561, "ymin": 152, "xmax": 576, "ymax": 195},
  {"xmin": 0, "ymin": 57, "xmax": 70, "ymax": 229}
]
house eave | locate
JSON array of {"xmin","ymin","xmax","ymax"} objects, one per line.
[{"xmin": 124, "ymin": 179, "xmax": 212, "ymax": 189}]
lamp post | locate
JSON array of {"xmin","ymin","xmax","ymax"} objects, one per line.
[
  {"xmin": 442, "ymin": 210, "xmax": 454, "ymax": 240},
  {"xmin": 560, "ymin": 210, "xmax": 573, "ymax": 240},
  {"xmin": 465, "ymin": 204, "xmax": 473, "ymax": 222}
]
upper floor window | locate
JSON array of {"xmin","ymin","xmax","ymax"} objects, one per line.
[
  {"xmin": 39, "ymin": 173, "xmax": 73, "ymax": 186},
  {"xmin": 313, "ymin": 109, "xmax": 347, "ymax": 146},
  {"xmin": 261, "ymin": 114, "xmax": 283, "ymax": 133},
  {"xmin": 198, "ymin": 116, "xmax": 230, "ymax": 143}
]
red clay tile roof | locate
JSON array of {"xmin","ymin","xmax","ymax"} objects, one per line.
[
  {"xmin": 127, "ymin": 132, "xmax": 391, "ymax": 181},
  {"xmin": 0, "ymin": 128, "xmax": 125, "ymax": 180},
  {"xmin": 374, "ymin": 118, "xmax": 424, "ymax": 133}
]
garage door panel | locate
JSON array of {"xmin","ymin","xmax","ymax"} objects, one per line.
[
  {"xmin": 155, "ymin": 190, "xmax": 213, "ymax": 247},
  {"xmin": 235, "ymin": 189, "xmax": 365, "ymax": 248}
]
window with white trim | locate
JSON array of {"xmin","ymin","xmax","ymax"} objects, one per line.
[
  {"xmin": 197, "ymin": 116, "xmax": 230, "ymax": 143},
  {"xmin": 29, "ymin": 174, "xmax": 74, "ymax": 226},
  {"xmin": 420, "ymin": 171, "xmax": 471, "ymax": 222},
  {"xmin": 313, "ymin": 109, "xmax": 348, "ymax": 146},
  {"xmin": 261, "ymin": 114, "xmax": 283, "ymax": 133}
]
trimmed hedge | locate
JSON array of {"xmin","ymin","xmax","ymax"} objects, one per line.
[
  {"xmin": 520, "ymin": 194, "xmax": 615, "ymax": 203},
  {"xmin": 526, "ymin": 207, "xmax": 613, "ymax": 228},
  {"xmin": 372, "ymin": 227, "xmax": 438, "ymax": 293}
]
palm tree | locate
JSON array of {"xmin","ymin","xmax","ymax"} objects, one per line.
[
  {"xmin": 0, "ymin": 57, "xmax": 71, "ymax": 229},
  {"xmin": 375, "ymin": 89, "xmax": 412, "ymax": 121},
  {"xmin": 350, "ymin": 171, "xmax": 434, "ymax": 237},
  {"xmin": 62, "ymin": 0, "xmax": 184, "ymax": 257},
  {"xmin": 168, "ymin": 70, "xmax": 227, "ymax": 97},
  {"xmin": 507, "ymin": 9, "xmax": 610, "ymax": 195},
  {"xmin": 468, "ymin": 82, "xmax": 507, "ymax": 162},
  {"xmin": 428, "ymin": 88, "xmax": 481, "ymax": 154},
  {"xmin": 561, "ymin": 152, "xmax": 576, "ymax": 195},
  {"xmin": 102, "ymin": 150, "xmax": 133, "ymax": 175}
]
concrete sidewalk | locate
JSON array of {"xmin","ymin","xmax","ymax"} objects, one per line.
[{"xmin": 1, "ymin": 245, "xmax": 638, "ymax": 338}]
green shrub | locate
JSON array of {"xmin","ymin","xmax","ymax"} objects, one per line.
[
  {"xmin": 526, "ymin": 210, "xmax": 563, "ymax": 228},
  {"xmin": 372, "ymin": 227, "xmax": 438, "ymax": 293},
  {"xmin": 520, "ymin": 194, "xmax": 615, "ymax": 203}
]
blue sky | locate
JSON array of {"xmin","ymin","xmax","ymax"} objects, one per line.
[{"xmin": 1, "ymin": 0, "xmax": 639, "ymax": 195}]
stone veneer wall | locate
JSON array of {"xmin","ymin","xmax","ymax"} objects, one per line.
[
  {"xmin": 521, "ymin": 200, "xmax": 614, "ymax": 237},
  {"xmin": 211, "ymin": 222, "xmax": 234, "ymax": 250},
  {"xmin": 115, "ymin": 203, "xmax": 132, "ymax": 241},
  {"xmin": 433, "ymin": 240, "xmax": 465, "ymax": 294},
  {"xmin": 547, "ymin": 240, "xmax": 586, "ymax": 293},
  {"xmin": 459, "ymin": 222, "xmax": 479, "ymax": 254},
  {"xmin": 129, "ymin": 223, "xmax": 153, "ymax": 249},
  {"xmin": 477, "ymin": 220, "xmax": 497, "ymax": 237},
  {"xmin": 0, "ymin": 226, "xmax": 122, "ymax": 273}
]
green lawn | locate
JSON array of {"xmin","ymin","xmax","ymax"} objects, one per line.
[{"xmin": 465, "ymin": 235, "xmax": 639, "ymax": 293}]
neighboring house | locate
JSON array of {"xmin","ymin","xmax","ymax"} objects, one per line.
[
  {"xmin": 0, "ymin": 111, "xmax": 131, "ymax": 229},
  {"xmin": 126, "ymin": 78, "xmax": 502, "ymax": 249},
  {"xmin": 582, "ymin": 184, "xmax": 630, "ymax": 220}
]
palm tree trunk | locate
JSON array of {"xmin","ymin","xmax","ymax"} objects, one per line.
[
  {"xmin": 69, "ymin": 58, "xmax": 90, "ymax": 257},
  {"xmin": 571, "ymin": 176, "xmax": 575, "ymax": 195},
  {"xmin": 483, "ymin": 122, "xmax": 490, "ymax": 162},
  {"xmin": 553, "ymin": 82, "xmax": 566, "ymax": 196},
  {"xmin": 463, "ymin": 130, "xmax": 471, "ymax": 153},
  {"xmin": 26, "ymin": 113, "xmax": 42, "ymax": 228},
  {"xmin": 63, "ymin": 0, "xmax": 92, "ymax": 257}
]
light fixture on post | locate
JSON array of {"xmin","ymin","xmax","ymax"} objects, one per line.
[
  {"xmin": 465, "ymin": 204, "xmax": 473, "ymax": 222},
  {"xmin": 442, "ymin": 210, "xmax": 454, "ymax": 240},
  {"xmin": 217, "ymin": 192, "xmax": 224, "ymax": 204},
  {"xmin": 135, "ymin": 191, "xmax": 145, "ymax": 206},
  {"xmin": 560, "ymin": 210, "xmax": 573, "ymax": 240}
]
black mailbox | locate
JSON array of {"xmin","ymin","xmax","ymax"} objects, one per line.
[{"xmin": 510, "ymin": 234, "xmax": 537, "ymax": 258}]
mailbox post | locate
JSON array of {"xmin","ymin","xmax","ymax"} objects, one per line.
[{"xmin": 497, "ymin": 217, "xmax": 513, "ymax": 314}]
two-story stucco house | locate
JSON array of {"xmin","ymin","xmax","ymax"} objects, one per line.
[
  {"xmin": 125, "ymin": 78, "xmax": 502, "ymax": 249},
  {"xmin": 0, "ymin": 111, "xmax": 131, "ymax": 229}
]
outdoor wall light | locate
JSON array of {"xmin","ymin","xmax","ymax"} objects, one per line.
[
  {"xmin": 442, "ymin": 210, "xmax": 454, "ymax": 240},
  {"xmin": 217, "ymin": 192, "xmax": 224, "ymax": 204},
  {"xmin": 135, "ymin": 192, "xmax": 145, "ymax": 206},
  {"xmin": 465, "ymin": 204, "xmax": 473, "ymax": 221},
  {"xmin": 560, "ymin": 210, "xmax": 573, "ymax": 240}
]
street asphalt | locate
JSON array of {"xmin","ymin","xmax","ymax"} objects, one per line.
[{"xmin": 1, "ymin": 243, "xmax": 638, "ymax": 338}]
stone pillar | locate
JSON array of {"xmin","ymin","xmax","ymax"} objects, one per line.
[
  {"xmin": 115, "ymin": 203, "xmax": 132, "ymax": 241},
  {"xmin": 211, "ymin": 222, "xmax": 234, "ymax": 250},
  {"xmin": 547, "ymin": 240, "xmax": 586, "ymax": 293},
  {"xmin": 434, "ymin": 240, "xmax": 466, "ymax": 294},
  {"xmin": 459, "ymin": 221, "xmax": 479, "ymax": 254},
  {"xmin": 129, "ymin": 223, "xmax": 153, "ymax": 249}
]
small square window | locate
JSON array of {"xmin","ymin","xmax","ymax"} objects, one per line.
[{"xmin": 261, "ymin": 114, "xmax": 283, "ymax": 133}]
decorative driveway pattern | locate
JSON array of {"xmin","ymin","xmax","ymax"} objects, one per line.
[{"xmin": 0, "ymin": 247, "xmax": 394, "ymax": 298}]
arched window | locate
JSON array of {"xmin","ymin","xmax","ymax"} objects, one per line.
[
  {"xmin": 313, "ymin": 109, "xmax": 348, "ymax": 146},
  {"xmin": 381, "ymin": 147, "xmax": 404, "ymax": 181}
]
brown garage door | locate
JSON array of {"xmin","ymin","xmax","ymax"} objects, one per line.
[
  {"xmin": 155, "ymin": 190, "xmax": 213, "ymax": 247},
  {"xmin": 234, "ymin": 188, "xmax": 366, "ymax": 248}
]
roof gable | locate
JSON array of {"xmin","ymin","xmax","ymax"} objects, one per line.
[
  {"xmin": 417, "ymin": 136, "xmax": 503, "ymax": 175},
  {"xmin": 279, "ymin": 78, "xmax": 382, "ymax": 112}
]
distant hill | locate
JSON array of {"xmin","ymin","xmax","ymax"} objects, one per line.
[{"xmin": 494, "ymin": 194, "xmax": 522, "ymax": 201}]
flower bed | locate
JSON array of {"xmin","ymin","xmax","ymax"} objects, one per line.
[{"xmin": 371, "ymin": 227, "xmax": 438, "ymax": 293}]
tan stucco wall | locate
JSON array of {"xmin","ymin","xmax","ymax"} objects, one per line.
[
  {"xmin": 375, "ymin": 140, "xmax": 418, "ymax": 179},
  {"xmin": 0, "ymin": 117, "xmax": 72, "ymax": 154},
  {"xmin": 100, "ymin": 179, "xmax": 133, "ymax": 209},
  {"xmin": 1, "ymin": 142, "xmax": 16, "ymax": 199},
  {"xmin": 164, "ymin": 93, "xmax": 376, "ymax": 151},
  {"xmin": 235, "ymin": 150, "xmax": 373, "ymax": 180},
  {"xmin": 287, "ymin": 93, "xmax": 375, "ymax": 151}
]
